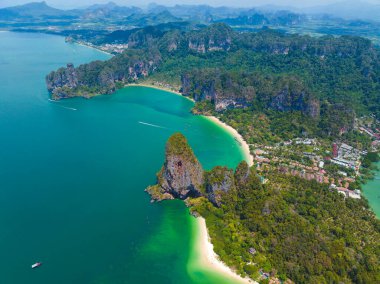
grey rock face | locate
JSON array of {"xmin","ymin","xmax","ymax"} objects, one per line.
[
  {"xmin": 45, "ymin": 51, "xmax": 161, "ymax": 99},
  {"xmin": 45, "ymin": 63, "xmax": 79, "ymax": 98},
  {"xmin": 234, "ymin": 161, "xmax": 250, "ymax": 185},
  {"xmin": 156, "ymin": 133, "xmax": 204, "ymax": 199},
  {"xmin": 159, "ymin": 155, "xmax": 204, "ymax": 199},
  {"xmin": 205, "ymin": 166, "xmax": 235, "ymax": 207}
]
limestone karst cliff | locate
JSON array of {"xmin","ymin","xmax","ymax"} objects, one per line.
[
  {"xmin": 145, "ymin": 133, "xmax": 204, "ymax": 201},
  {"xmin": 146, "ymin": 133, "xmax": 258, "ymax": 208},
  {"xmin": 205, "ymin": 166, "xmax": 236, "ymax": 207},
  {"xmin": 157, "ymin": 133, "xmax": 204, "ymax": 199},
  {"xmin": 181, "ymin": 70, "xmax": 321, "ymax": 116},
  {"xmin": 46, "ymin": 49, "xmax": 161, "ymax": 99}
]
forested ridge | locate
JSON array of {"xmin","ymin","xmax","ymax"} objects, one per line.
[{"xmin": 46, "ymin": 23, "xmax": 380, "ymax": 139}]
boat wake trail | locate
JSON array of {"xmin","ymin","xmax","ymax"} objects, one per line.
[
  {"xmin": 60, "ymin": 106, "xmax": 77, "ymax": 111},
  {"xmin": 138, "ymin": 121, "xmax": 166, "ymax": 129},
  {"xmin": 55, "ymin": 104, "xmax": 77, "ymax": 111},
  {"xmin": 48, "ymin": 99, "xmax": 77, "ymax": 111}
]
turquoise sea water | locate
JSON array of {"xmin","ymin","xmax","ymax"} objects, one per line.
[
  {"xmin": 0, "ymin": 32, "xmax": 246, "ymax": 283},
  {"xmin": 362, "ymin": 162, "xmax": 380, "ymax": 218}
]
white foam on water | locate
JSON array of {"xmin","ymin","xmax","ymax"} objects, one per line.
[{"xmin": 138, "ymin": 121, "xmax": 166, "ymax": 129}]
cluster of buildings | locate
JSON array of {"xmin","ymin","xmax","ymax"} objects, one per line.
[
  {"xmin": 294, "ymin": 138, "xmax": 316, "ymax": 145},
  {"xmin": 251, "ymin": 138, "xmax": 365, "ymax": 199},
  {"xmin": 330, "ymin": 142, "xmax": 363, "ymax": 172},
  {"xmin": 331, "ymin": 185, "xmax": 361, "ymax": 199},
  {"xmin": 65, "ymin": 37, "xmax": 129, "ymax": 54},
  {"xmin": 358, "ymin": 126, "xmax": 380, "ymax": 139},
  {"xmin": 356, "ymin": 115, "xmax": 380, "ymax": 151},
  {"xmin": 98, "ymin": 43, "xmax": 129, "ymax": 54}
]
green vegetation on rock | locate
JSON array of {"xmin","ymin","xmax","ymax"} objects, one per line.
[{"xmin": 165, "ymin": 132, "xmax": 197, "ymax": 162}]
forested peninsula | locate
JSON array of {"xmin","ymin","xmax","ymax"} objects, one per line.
[{"xmin": 147, "ymin": 133, "xmax": 379, "ymax": 283}]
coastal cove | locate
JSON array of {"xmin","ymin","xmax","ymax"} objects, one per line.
[{"xmin": 0, "ymin": 32, "xmax": 249, "ymax": 284}]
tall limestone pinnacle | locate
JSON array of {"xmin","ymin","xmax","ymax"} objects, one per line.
[
  {"xmin": 146, "ymin": 133, "xmax": 257, "ymax": 206},
  {"xmin": 146, "ymin": 133, "xmax": 204, "ymax": 201}
]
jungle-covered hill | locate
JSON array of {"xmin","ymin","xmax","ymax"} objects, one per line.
[{"xmin": 46, "ymin": 23, "xmax": 380, "ymax": 141}]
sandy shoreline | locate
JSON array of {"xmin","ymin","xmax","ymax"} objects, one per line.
[
  {"xmin": 204, "ymin": 116, "xmax": 254, "ymax": 166},
  {"xmin": 193, "ymin": 217, "xmax": 256, "ymax": 284},
  {"xmin": 74, "ymin": 42, "xmax": 114, "ymax": 56},
  {"xmin": 126, "ymin": 83, "xmax": 195, "ymax": 102}
]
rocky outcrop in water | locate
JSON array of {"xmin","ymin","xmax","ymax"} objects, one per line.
[
  {"xmin": 45, "ymin": 63, "xmax": 80, "ymax": 98},
  {"xmin": 146, "ymin": 133, "xmax": 204, "ymax": 201},
  {"xmin": 146, "ymin": 134, "xmax": 261, "ymax": 207}
]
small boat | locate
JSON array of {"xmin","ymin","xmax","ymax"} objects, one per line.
[{"xmin": 31, "ymin": 262, "xmax": 42, "ymax": 269}]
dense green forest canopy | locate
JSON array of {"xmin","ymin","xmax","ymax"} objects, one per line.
[{"xmin": 192, "ymin": 171, "xmax": 380, "ymax": 283}]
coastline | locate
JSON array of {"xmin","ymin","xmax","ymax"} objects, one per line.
[
  {"xmin": 126, "ymin": 83, "xmax": 195, "ymax": 102},
  {"xmin": 74, "ymin": 42, "xmax": 114, "ymax": 56},
  {"xmin": 191, "ymin": 217, "xmax": 256, "ymax": 284},
  {"xmin": 204, "ymin": 116, "xmax": 254, "ymax": 167}
]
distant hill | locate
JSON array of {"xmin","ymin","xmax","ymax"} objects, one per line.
[
  {"xmin": 147, "ymin": 3, "xmax": 244, "ymax": 22},
  {"xmin": 302, "ymin": 0, "xmax": 380, "ymax": 22},
  {"xmin": 84, "ymin": 1, "xmax": 119, "ymax": 11},
  {"xmin": 0, "ymin": 1, "xmax": 69, "ymax": 18},
  {"xmin": 0, "ymin": 1, "xmax": 142, "ymax": 21},
  {"xmin": 1, "ymin": 1, "xmax": 379, "ymax": 24},
  {"xmin": 78, "ymin": 1, "xmax": 142, "ymax": 20},
  {"xmin": 216, "ymin": 9, "xmax": 307, "ymax": 27},
  {"xmin": 123, "ymin": 11, "xmax": 181, "ymax": 27}
]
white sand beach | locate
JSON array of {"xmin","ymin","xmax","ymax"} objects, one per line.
[
  {"xmin": 74, "ymin": 42, "xmax": 113, "ymax": 56},
  {"xmin": 126, "ymin": 83, "xmax": 195, "ymax": 102},
  {"xmin": 194, "ymin": 217, "xmax": 256, "ymax": 284}
]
